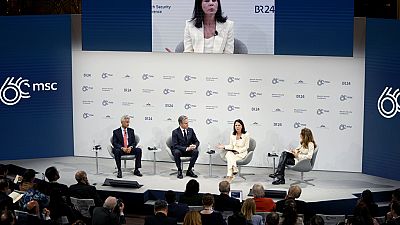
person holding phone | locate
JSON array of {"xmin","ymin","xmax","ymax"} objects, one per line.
[
  {"xmin": 183, "ymin": 0, "xmax": 234, "ymax": 54},
  {"xmin": 217, "ymin": 119, "xmax": 249, "ymax": 183}
]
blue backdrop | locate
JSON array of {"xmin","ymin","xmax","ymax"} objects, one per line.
[
  {"xmin": 363, "ymin": 18, "xmax": 400, "ymax": 181},
  {"xmin": 0, "ymin": 15, "xmax": 73, "ymax": 160}
]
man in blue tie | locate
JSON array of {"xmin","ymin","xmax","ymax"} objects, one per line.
[
  {"xmin": 112, "ymin": 115, "xmax": 142, "ymax": 178},
  {"xmin": 171, "ymin": 115, "xmax": 200, "ymax": 179}
]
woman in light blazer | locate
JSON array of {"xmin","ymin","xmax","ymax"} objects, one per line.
[
  {"xmin": 184, "ymin": 0, "xmax": 234, "ymax": 54},
  {"xmin": 217, "ymin": 119, "xmax": 249, "ymax": 183}
]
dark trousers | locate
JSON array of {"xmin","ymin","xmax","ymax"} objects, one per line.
[
  {"xmin": 113, "ymin": 147, "xmax": 142, "ymax": 171},
  {"xmin": 172, "ymin": 149, "xmax": 199, "ymax": 171},
  {"xmin": 275, "ymin": 151, "xmax": 295, "ymax": 179}
]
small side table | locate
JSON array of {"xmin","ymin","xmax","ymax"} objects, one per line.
[
  {"xmin": 148, "ymin": 147, "xmax": 162, "ymax": 175},
  {"xmin": 267, "ymin": 152, "xmax": 279, "ymax": 174},
  {"xmin": 205, "ymin": 150, "xmax": 218, "ymax": 178}
]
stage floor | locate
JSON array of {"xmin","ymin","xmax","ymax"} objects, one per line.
[{"xmin": 1, "ymin": 156, "xmax": 398, "ymax": 203}]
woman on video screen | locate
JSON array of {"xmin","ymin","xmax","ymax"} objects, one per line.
[{"xmin": 184, "ymin": 0, "xmax": 234, "ymax": 54}]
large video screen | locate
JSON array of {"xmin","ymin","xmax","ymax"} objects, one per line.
[{"xmin": 152, "ymin": 0, "xmax": 275, "ymax": 54}]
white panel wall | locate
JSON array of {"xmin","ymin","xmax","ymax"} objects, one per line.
[{"xmin": 72, "ymin": 51, "xmax": 364, "ymax": 172}]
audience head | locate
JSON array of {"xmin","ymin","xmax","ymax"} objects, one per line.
[
  {"xmin": 391, "ymin": 200, "xmax": 400, "ymax": 217},
  {"xmin": 392, "ymin": 188, "xmax": 400, "ymax": 202},
  {"xmin": 185, "ymin": 179, "xmax": 200, "ymax": 196},
  {"xmin": 282, "ymin": 199, "xmax": 298, "ymax": 225},
  {"xmin": 0, "ymin": 210, "xmax": 15, "ymax": 225},
  {"xmin": 300, "ymin": 128, "xmax": 316, "ymax": 148},
  {"xmin": 183, "ymin": 211, "xmax": 201, "ymax": 225},
  {"xmin": 71, "ymin": 220, "xmax": 86, "ymax": 225},
  {"xmin": 353, "ymin": 201, "xmax": 374, "ymax": 225},
  {"xmin": 252, "ymin": 183, "xmax": 265, "ymax": 198},
  {"xmin": 287, "ymin": 185, "xmax": 302, "ymax": 199},
  {"xmin": 233, "ymin": 119, "xmax": 246, "ymax": 135},
  {"xmin": 202, "ymin": 193, "xmax": 214, "ymax": 208},
  {"xmin": 310, "ymin": 215, "xmax": 325, "ymax": 225},
  {"xmin": 178, "ymin": 115, "xmax": 189, "ymax": 129},
  {"xmin": 241, "ymin": 198, "xmax": 256, "ymax": 220},
  {"xmin": 26, "ymin": 200, "xmax": 40, "ymax": 216},
  {"xmin": 361, "ymin": 189, "xmax": 374, "ymax": 204},
  {"xmin": 0, "ymin": 179, "xmax": 9, "ymax": 193},
  {"xmin": 103, "ymin": 196, "xmax": 118, "ymax": 210},
  {"xmin": 266, "ymin": 212, "xmax": 280, "ymax": 225},
  {"xmin": 219, "ymin": 181, "xmax": 230, "ymax": 194},
  {"xmin": 45, "ymin": 166, "xmax": 60, "ymax": 182},
  {"xmin": 75, "ymin": 171, "xmax": 89, "ymax": 184},
  {"xmin": 0, "ymin": 165, "xmax": 7, "ymax": 176},
  {"xmin": 154, "ymin": 200, "xmax": 168, "ymax": 215},
  {"xmin": 120, "ymin": 115, "xmax": 130, "ymax": 128},
  {"xmin": 21, "ymin": 169, "xmax": 36, "ymax": 183},
  {"xmin": 165, "ymin": 190, "xmax": 176, "ymax": 204}
]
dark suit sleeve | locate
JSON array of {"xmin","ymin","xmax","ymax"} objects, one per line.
[
  {"xmin": 190, "ymin": 128, "xmax": 200, "ymax": 148},
  {"xmin": 129, "ymin": 128, "xmax": 137, "ymax": 148},
  {"xmin": 112, "ymin": 129, "xmax": 123, "ymax": 151},
  {"xmin": 172, "ymin": 129, "xmax": 187, "ymax": 151},
  {"xmin": 91, "ymin": 186, "xmax": 103, "ymax": 207}
]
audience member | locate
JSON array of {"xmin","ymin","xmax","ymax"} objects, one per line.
[
  {"xmin": 276, "ymin": 185, "xmax": 308, "ymax": 220},
  {"xmin": 241, "ymin": 198, "xmax": 263, "ymax": 225},
  {"xmin": 92, "ymin": 196, "xmax": 126, "ymax": 225},
  {"xmin": 388, "ymin": 189, "xmax": 400, "ymax": 221},
  {"xmin": 0, "ymin": 180, "xmax": 13, "ymax": 211},
  {"xmin": 165, "ymin": 190, "xmax": 189, "ymax": 222},
  {"xmin": 183, "ymin": 211, "xmax": 202, "ymax": 225},
  {"xmin": 199, "ymin": 194, "xmax": 226, "ymax": 225},
  {"xmin": 358, "ymin": 189, "xmax": 378, "ymax": 217},
  {"xmin": 387, "ymin": 201, "xmax": 400, "ymax": 225},
  {"xmin": 43, "ymin": 166, "xmax": 74, "ymax": 221},
  {"xmin": 71, "ymin": 220, "xmax": 86, "ymax": 225},
  {"xmin": 25, "ymin": 200, "xmax": 52, "ymax": 225},
  {"xmin": 19, "ymin": 169, "xmax": 49, "ymax": 210},
  {"xmin": 352, "ymin": 201, "xmax": 379, "ymax": 225},
  {"xmin": 69, "ymin": 170, "xmax": 103, "ymax": 206},
  {"xmin": 279, "ymin": 199, "xmax": 303, "ymax": 225},
  {"xmin": 0, "ymin": 165, "xmax": 15, "ymax": 192},
  {"xmin": 266, "ymin": 212, "xmax": 280, "ymax": 225},
  {"xmin": 179, "ymin": 179, "xmax": 203, "ymax": 206},
  {"xmin": 144, "ymin": 200, "xmax": 177, "ymax": 225},
  {"xmin": 252, "ymin": 184, "xmax": 275, "ymax": 212},
  {"xmin": 214, "ymin": 181, "xmax": 241, "ymax": 213},
  {"xmin": 0, "ymin": 209, "xmax": 15, "ymax": 225},
  {"xmin": 310, "ymin": 215, "xmax": 324, "ymax": 225}
]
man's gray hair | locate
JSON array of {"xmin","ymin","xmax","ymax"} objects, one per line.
[
  {"xmin": 103, "ymin": 196, "xmax": 117, "ymax": 209},
  {"xmin": 252, "ymin": 183, "xmax": 265, "ymax": 198},
  {"xmin": 219, "ymin": 181, "xmax": 230, "ymax": 193},
  {"xmin": 121, "ymin": 115, "xmax": 130, "ymax": 122},
  {"xmin": 178, "ymin": 115, "xmax": 188, "ymax": 125}
]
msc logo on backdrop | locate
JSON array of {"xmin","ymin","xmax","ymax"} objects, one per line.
[
  {"xmin": 0, "ymin": 77, "xmax": 58, "ymax": 106},
  {"xmin": 377, "ymin": 87, "xmax": 400, "ymax": 119}
]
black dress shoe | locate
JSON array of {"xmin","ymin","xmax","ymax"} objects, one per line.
[
  {"xmin": 272, "ymin": 179, "xmax": 285, "ymax": 185},
  {"xmin": 134, "ymin": 170, "xmax": 143, "ymax": 177},
  {"xmin": 269, "ymin": 173, "xmax": 278, "ymax": 179},
  {"xmin": 117, "ymin": 170, "xmax": 122, "ymax": 178},
  {"xmin": 177, "ymin": 171, "xmax": 183, "ymax": 179},
  {"xmin": 186, "ymin": 170, "xmax": 198, "ymax": 178}
]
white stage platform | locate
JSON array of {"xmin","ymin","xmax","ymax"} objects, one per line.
[{"xmin": 1, "ymin": 156, "xmax": 398, "ymax": 204}]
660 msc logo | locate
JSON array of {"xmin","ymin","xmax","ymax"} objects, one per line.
[
  {"xmin": 0, "ymin": 77, "xmax": 57, "ymax": 106},
  {"xmin": 378, "ymin": 87, "xmax": 400, "ymax": 119}
]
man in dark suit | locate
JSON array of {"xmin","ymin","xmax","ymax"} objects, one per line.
[
  {"xmin": 165, "ymin": 190, "xmax": 189, "ymax": 222},
  {"xmin": 92, "ymin": 196, "xmax": 126, "ymax": 225},
  {"xmin": 144, "ymin": 200, "xmax": 177, "ymax": 225},
  {"xmin": 214, "ymin": 181, "xmax": 241, "ymax": 213},
  {"xmin": 112, "ymin": 115, "xmax": 142, "ymax": 178},
  {"xmin": 69, "ymin": 170, "xmax": 103, "ymax": 206},
  {"xmin": 171, "ymin": 115, "xmax": 200, "ymax": 179}
]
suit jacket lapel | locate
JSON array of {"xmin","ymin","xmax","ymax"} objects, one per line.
[
  {"xmin": 213, "ymin": 22, "xmax": 224, "ymax": 53},
  {"xmin": 194, "ymin": 26, "xmax": 204, "ymax": 53}
]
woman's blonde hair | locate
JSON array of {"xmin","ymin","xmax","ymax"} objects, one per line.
[
  {"xmin": 241, "ymin": 198, "xmax": 256, "ymax": 220},
  {"xmin": 300, "ymin": 128, "xmax": 316, "ymax": 149},
  {"xmin": 183, "ymin": 211, "xmax": 202, "ymax": 225}
]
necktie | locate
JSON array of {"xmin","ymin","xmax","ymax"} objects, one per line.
[
  {"xmin": 123, "ymin": 129, "xmax": 128, "ymax": 148},
  {"xmin": 184, "ymin": 129, "xmax": 188, "ymax": 143}
]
